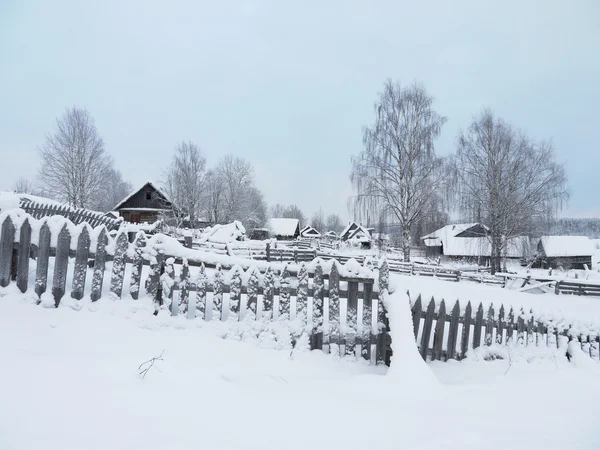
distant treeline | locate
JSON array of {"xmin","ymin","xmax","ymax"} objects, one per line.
[{"xmin": 545, "ymin": 218, "xmax": 600, "ymax": 239}]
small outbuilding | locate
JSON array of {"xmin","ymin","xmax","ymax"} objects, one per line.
[
  {"xmin": 340, "ymin": 222, "xmax": 372, "ymax": 249},
  {"xmin": 300, "ymin": 225, "xmax": 321, "ymax": 239},
  {"xmin": 114, "ymin": 181, "xmax": 172, "ymax": 224},
  {"xmin": 536, "ymin": 236, "xmax": 593, "ymax": 269},
  {"xmin": 268, "ymin": 218, "xmax": 300, "ymax": 240}
]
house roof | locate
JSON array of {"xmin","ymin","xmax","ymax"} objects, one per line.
[
  {"xmin": 268, "ymin": 218, "xmax": 300, "ymax": 237},
  {"xmin": 300, "ymin": 225, "xmax": 321, "ymax": 237},
  {"xmin": 341, "ymin": 222, "xmax": 372, "ymax": 241},
  {"xmin": 113, "ymin": 181, "xmax": 171, "ymax": 211},
  {"xmin": 324, "ymin": 230, "xmax": 339, "ymax": 238},
  {"xmin": 539, "ymin": 236, "xmax": 593, "ymax": 257}
]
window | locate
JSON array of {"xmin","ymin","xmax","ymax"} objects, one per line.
[{"xmin": 145, "ymin": 191, "xmax": 152, "ymax": 200}]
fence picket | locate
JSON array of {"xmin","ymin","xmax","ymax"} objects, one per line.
[
  {"xmin": 213, "ymin": 264, "xmax": 224, "ymax": 321},
  {"xmin": 312, "ymin": 262, "xmax": 324, "ymax": 350},
  {"xmin": 16, "ymin": 219, "xmax": 31, "ymax": 293},
  {"xmin": 473, "ymin": 303, "xmax": 484, "ymax": 349},
  {"xmin": 496, "ymin": 305, "xmax": 505, "ymax": 345},
  {"xmin": 433, "ymin": 299, "xmax": 446, "ymax": 360},
  {"xmin": 109, "ymin": 232, "xmax": 129, "ymax": 299},
  {"xmin": 507, "ymin": 308, "xmax": 515, "ymax": 343},
  {"xmin": 230, "ymin": 265, "xmax": 242, "ymax": 319},
  {"xmin": 52, "ymin": 224, "xmax": 71, "ymax": 306},
  {"xmin": 35, "ymin": 222, "xmax": 51, "ymax": 298},
  {"xmin": 71, "ymin": 226, "xmax": 90, "ymax": 300},
  {"xmin": 0, "ymin": 217, "xmax": 15, "ymax": 287},
  {"xmin": 296, "ymin": 263, "xmax": 309, "ymax": 321},
  {"xmin": 411, "ymin": 295, "xmax": 422, "ymax": 340},
  {"xmin": 447, "ymin": 300, "xmax": 460, "ymax": 360},
  {"xmin": 263, "ymin": 267, "xmax": 275, "ymax": 319},
  {"xmin": 526, "ymin": 309, "xmax": 535, "ymax": 346},
  {"xmin": 420, "ymin": 298, "xmax": 435, "ymax": 361},
  {"xmin": 517, "ymin": 309, "xmax": 525, "ymax": 346},
  {"xmin": 180, "ymin": 259, "xmax": 190, "ymax": 317},
  {"xmin": 376, "ymin": 261, "xmax": 389, "ymax": 364},
  {"xmin": 362, "ymin": 282, "xmax": 373, "ymax": 360},
  {"xmin": 195, "ymin": 263, "xmax": 207, "ymax": 320},
  {"xmin": 129, "ymin": 232, "xmax": 146, "ymax": 300},
  {"xmin": 461, "ymin": 301, "xmax": 472, "ymax": 358},
  {"xmin": 279, "ymin": 264, "xmax": 291, "ymax": 318},
  {"xmin": 485, "ymin": 304, "xmax": 494, "ymax": 346},
  {"xmin": 246, "ymin": 267, "xmax": 259, "ymax": 319},
  {"xmin": 146, "ymin": 251, "xmax": 164, "ymax": 313},
  {"xmin": 90, "ymin": 229, "xmax": 108, "ymax": 302},
  {"xmin": 327, "ymin": 262, "xmax": 340, "ymax": 355},
  {"xmin": 163, "ymin": 258, "xmax": 176, "ymax": 315},
  {"xmin": 346, "ymin": 280, "xmax": 359, "ymax": 357}
]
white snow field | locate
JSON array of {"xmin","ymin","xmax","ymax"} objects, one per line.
[{"xmin": 1, "ymin": 279, "xmax": 600, "ymax": 450}]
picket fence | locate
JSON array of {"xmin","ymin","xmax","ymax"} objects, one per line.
[
  {"xmin": 19, "ymin": 199, "xmax": 123, "ymax": 231},
  {"xmin": 410, "ymin": 293, "xmax": 600, "ymax": 361},
  {"xmin": 0, "ymin": 214, "xmax": 392, "ymax": 365}
]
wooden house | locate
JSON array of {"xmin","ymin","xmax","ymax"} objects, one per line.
[
  {"xmin": 340, "ymin": 222, "xmax": 372, "ymax": 249},
  {"xmin": 267, "ymin": 218, "xmax": 300, "ymax": 240},
  {"xmin": 114, "ymin": 181, "xmax": 172, "ymax": 224},
  {"xmin": 536, "ymin": 236, "xmax": 593, "ymax": 269}
]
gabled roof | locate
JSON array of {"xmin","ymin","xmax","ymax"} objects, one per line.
[
  {"xmin": 268, "ymin": 218, "xmax": 300, "ymax": 237},
  {"xmin": 300, "ymin": 225, "xmax": 321, "ymax": 238},
  {"xmin": 340, "ymin": 222, "xmax": 372, "ymax": 241},
  {"xmin": 113, "ymin": 181, "xmax": 171, "ymax": 211},
  {"xmin": 539, "ymin": 236, "xmax": 593, "ymax": 257},
  {"xmin": 421, "ymin": 223, "xmax": 486, "ymax": 242},
  {"xmin": 324, "ymin": 230, "xmax": 339, "ymax": 238}
]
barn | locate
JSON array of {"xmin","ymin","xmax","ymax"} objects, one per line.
[
  {"xmin": 536, "ymin": 236, "xmax": 593, "ymax": 269},
  {"xmin": 267, "ymin": 218, "xmax": 300, "ymax": 240},
  {"xmin": 114, "ymin": 181, "xmax": 172, "ymax": 224}
]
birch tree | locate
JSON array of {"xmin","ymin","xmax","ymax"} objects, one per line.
[
  {"xmin": 453, "ymin": 109, "xmax": 569, "ymax": 273},
  {"xmin": 163, "ymin": 141, "xmax": 207, "ymax": 224},
  {"xmin": 39, "ymin": 107, "xmax": 112, "ymax": 208},
  {"xmin": 350, "ymin": 80, "xmax": 447, "ymax": 261}
]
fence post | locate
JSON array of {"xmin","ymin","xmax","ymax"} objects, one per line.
[
  {"xmin": 213, "ymin": 264, "xmax": 224, "ymax": 321},
  {"xmin": 433, "ymin": 299, "xmax": 446, "ymax": 360},
  {"xmin": 230, "ymin": 265, "xmax": 242, "ymax": 319},
  {"xmin": 419, "ymin": 298, "xmax": 435, "ymax": 361},
  {"xmin": 279, "ymin": 264, "xmax": 291, "ymax": 318},
  {"xmin": 346, "ymin": 280, "xmax": 359, "ymax": 357},
  {"xmin": 246, "ymin": 267, "xmax": 259, "ymax": 319},
  {"xmin": 447, "ymin": 300, "xmax": 460, "ymax": 360},
  {"xmin": 311, "ymin": 261, "xmax": 324, "ymax": 350},
  {"xmin": 266, "ymin": 242, "xmax": 271, "ymax": 262},
  {"xmin": 52, "ymin": 224, "xmax": 71, "ymax": 306},
  {"xmin": 130, "ymin": 232, "xmax": 146, "ymax": 300},
  {"xmin": 146, "ymin": 250, "xmax": 164, "ymax": 314},
  {"xmin": 263, "ymin": 267, "xmax": 275, "ymax": 319},
  {"xmin": 485, "ymin": 304, "xmax": 494, "ymax": 346},
  {"xmin": 162, "ymin": 258, "xmax": 176, "ymax": 315},
  {"xmin": 0, "ymin": 216, "xmax": 15, "ymax": 288},
  {"xmin": 180, "ymin": 259, "xmax": 190, "ymax": 317},
  {"xmin": 296, "ymin": 263, "xmax": 308, "ymax": 321},
  {"xmin": 35, "ymin": 222, "xmax": 51, "ymax": 298},
  {"xmin": 110, "ymin": 232, "xmax": 129, "ymax": 299},
  {"xmin": 184, "ymin": 236, "xmax": 193, "ymax": 249},
  {"xmin": 376, "ymin": 260, "xmax": 389, "ymax": 364},
  {"xmin": 16, "ymin": 218, "xmax": 32, "ymax": 293},
  {"xmin": 327, "ymin": 261, "xmax": 340, "ymax": 355},
  {"xmin": 460, "ymin": 301, "xmax": 472, "ymax": 359},
  {"xmin": 473, "ymin": 303, "xmax": 484, "ymax": 349},
  {"xmin": 71, "ymin": 226, "xmax": 90, "ymax": 300}
]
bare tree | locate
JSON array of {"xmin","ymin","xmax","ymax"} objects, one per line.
[
  {"xmin": 453, "ymin": 109, "xmax": 569, "ymax": 273},
  {"xmin": 39, "ymin": 107, "xmax": 112, "ymax": 208},
  {"xmin": 212, "ymin": 154, "xmax": 267, "ymax": 227},
  {"xmin": 325, "ymin": 213, "xmax": 343, "ymax": 233},
  {"xmin": 163, "ymin": 141, "xmax": 207, "ymax": 224},
  {"xmin": 350, "ymin": 80, "xmax": 447, "ymax": 261},
  {"xmin": 204, "ymin": 169, "xmax": 224, "ymax": 224},
  {"xmin": 13, "ymin": 177, "xmax": 35, "ymax": 195},
  {"xmin": 283, "ymin": 205, "xmax": 306, "ymax": 226},
  {"xmin": 270, "ymin": 204, "xmax": 287, "ymax": 218},
  {"xmin": 92, "ymin": 168, "xmax": 132, "ymax": 212},
  {"xmin": 310, "ymin": 208, "xmax": 326, "ymax": 232}
]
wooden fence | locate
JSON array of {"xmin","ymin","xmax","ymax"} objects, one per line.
[
  {"xmin": 410, "ymin": 293, "xmax": 600, "ymax": 362},
  {"xmin": 18, "ymin": 199, "xmax": 123, "ymax": 231},
  {"xmin": 0, "ymin": 214, "xmax": 392, "ymax": 365}
]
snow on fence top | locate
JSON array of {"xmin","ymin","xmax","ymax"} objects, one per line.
[{"xmin": 539, "ymin": 236, "xmax": 593, "ymax": 257}]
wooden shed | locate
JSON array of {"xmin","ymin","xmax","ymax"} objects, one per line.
[
  {"xmin": 114, "ymin": 181, "xmax": 172, "ymax": 224},
  {"xmin": 536, "ymin": 236, "xmax": 593, "ymax": 269}
]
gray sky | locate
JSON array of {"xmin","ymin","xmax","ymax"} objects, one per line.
[{"xmin": 1, "ymin": 0, "xmax": 599, "ymax": 221}]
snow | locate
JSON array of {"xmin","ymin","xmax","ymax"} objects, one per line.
[
  {"xmin": 540, "ymin": 235, "xmax": 593, "ymax": 257},
  {"xmin": 0, "ymin": 191, "xmax": 22, "ymax": 211},
  {"xmin": 268, "ymin": 218, "xmax": 299, "ymax": 237},
  {"xmin": 204, "ymin": 221, "xmax": 246, "ymax": 243},
  {"xmin": 1, "ymin": 286, "xmax": 599, "ymax": 449},
  {"xmin": 113, "ymin": 180, "xmax": 171, "ymax": 210}
]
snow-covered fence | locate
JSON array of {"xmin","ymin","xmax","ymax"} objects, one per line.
[
  {"xmin": 409, "ymin": 293, "xmax": 600, "ymax": 362},
  {"xmin": 0, "ymin": 213, "xmax": 392, "ymax": 365},
  {"xmin": 18, "ymin": 199, "xmax": 123, "ymax": 231},
  {"xmin": 386, "ymin": 259, "xmax": 460, "ymax": 281}
]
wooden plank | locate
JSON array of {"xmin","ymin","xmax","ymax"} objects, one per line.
[
  {"xmin": 362, "ymin": 280, "xmax": 372, "ymax": 360},
  {"xmin": 16, "ymin": 218, "xmax": 32, "ymax": 293},
  {"xmin": 70, "ymin": 226, "xmax": 90, "ymax": 300},
  {"xmin": 461, "ymin": 301, "xmax": 472, "ymax": 359},
  {"xmin": 411, "ymin": 295, "xmax": 422, "ymax": 341},
  {"xmin": 263, "ymin": 267, "xmax": 275, "ymax": 319},
  {"xmin": 526, "ymin": 309, "xmax": 535, "ymax": 346},
  {"xmin": 278, "ymin": 264, "xmax": 291, "ymax": 318},
  {"xmin": 109, "ymin": 232, "xmax": 129, "ymax": 299},
  {"xmin": 419, "ymin": 298, "xmax": 435, "ymax": 361},
  {"xmin": 0, "ymin": 216, "xmax": 15, "ymax": 287},
  {"xmin": 496, "ymin": 305, "xmax": 505, "ymax": 345},
  {"xmin": 229, "ymin": 265, "xmax": 242, "ymax": 319},
  {"xmin": 296, "ymin": 263, "xmax": 309, "ymax": 321},
  {"xmin": 346, "ymin": 281, "xmax": 359, "ymax": 357},
  {"xmin": 212, "ymin": 264, "xmax": 225, "ymax": 321},
  {"xmin": 506, "ymin": 308, "xmax": 515, "ymax": 343},
  {"xmin": 485, "ymin": 304, "xmax": 494, "ymax": 346},
  {"xmin": 246, "ymin": 267, "xmax": 259, "ymax": 319},
  {"xmin": 433, "ymin": 299, "xmax": 446, "ymax": 360},
  {"xmin": 447, "ymin": 300, "xmax": 460, "ymax": 360},
  {"xmin": 327, "ymin": 262, "xmax": 341, "ymax": 355},
  {"xmin": 52, "ymin": 224, "xmax": 71, "ymax": 306},
  {"xmin": 473, "ymin": 303, "xmax": 484, "ymax": 349},
  {"xmin": 517, "ymin": 309, "xmax": 525, "ymax": 346},
  {"xmin": 180, "ymin": 259, "xmax": 191, "ymax": 317},
  {"xmin": 129, "ymin": 232, "xmax": 146, "ymax": 300},
  {"xmin": 146, "ymin": 251, "xmax": 164, "ymax": 313},
  {"xmin": 90, "ymin": 229, "xmax": 108, "ymax": 302},
  {"xmin": 34, "ymin": 222, "xmax": 51, "ymax": 298},
  {"xmin": 195, "ymin": 263, "xmax": 208, "ymax": 320},
  {"xmin": 163, "ymin": 258, "xmax": 176, "ymax": 315}
]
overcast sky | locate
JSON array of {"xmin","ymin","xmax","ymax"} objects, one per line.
[{"xmin": 1, "ymin": 0, "xmax": 599, "ymax": 221}]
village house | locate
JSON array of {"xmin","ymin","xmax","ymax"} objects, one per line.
[
  {"xmin": 536, "ymin": 236, "xmax": 593, "ymax": 269},
  {"xmin": 267, "ymin": 218, "xmax": 300, "ymax": 240},
  {"xmin": 300, "ymin": 225, "xmax": 321, "ymax": 239},
  {"xmin": 114, "ymin": 181, "xmax": 172, "ymax": 224},
  {"xmin": 340, "ymin": 222, "xmax": 373, "ymax": 249}
]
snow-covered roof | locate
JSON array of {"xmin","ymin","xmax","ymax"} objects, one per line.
[
  {"xmin": 206, "ymin": 221, "xmax": 246, "ymax": 243},
  {"xmin": 341, "ymin": 222, "xmax": 372, "ymax": 241},
  {"xmin": 421, "ymin": 223, "xmax": 485, "ymax": 241},
  {"xmin": 300, "ymin": 225, "xmax": 321, "ymax": 238},
  {"xmin": 324, "ymin": 230, "xmax": 339, "ymax": 238},
  {"xmin": 113, "ymin": 181, "xmax": 171, "ymax": 211},
  {"xmin": 268, "ymin": 218, "xmax": 299, "ymax": 237},
  {"xmin": 539, "ymin": 236, "xmax": 593, "ymax": 257}
]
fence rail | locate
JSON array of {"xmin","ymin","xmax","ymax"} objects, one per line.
[
  {"xmin": 410, "ymin": 293, "xmax": 600, "ymax": 362},
  {"xmin": 0, "ymin": 213, "xmax": 392, "ymax": 365}
]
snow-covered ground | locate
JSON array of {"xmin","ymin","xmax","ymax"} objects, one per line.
[{"xmin": 1, "ymin": 284, "xmax": 600, "ymax": 450}]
